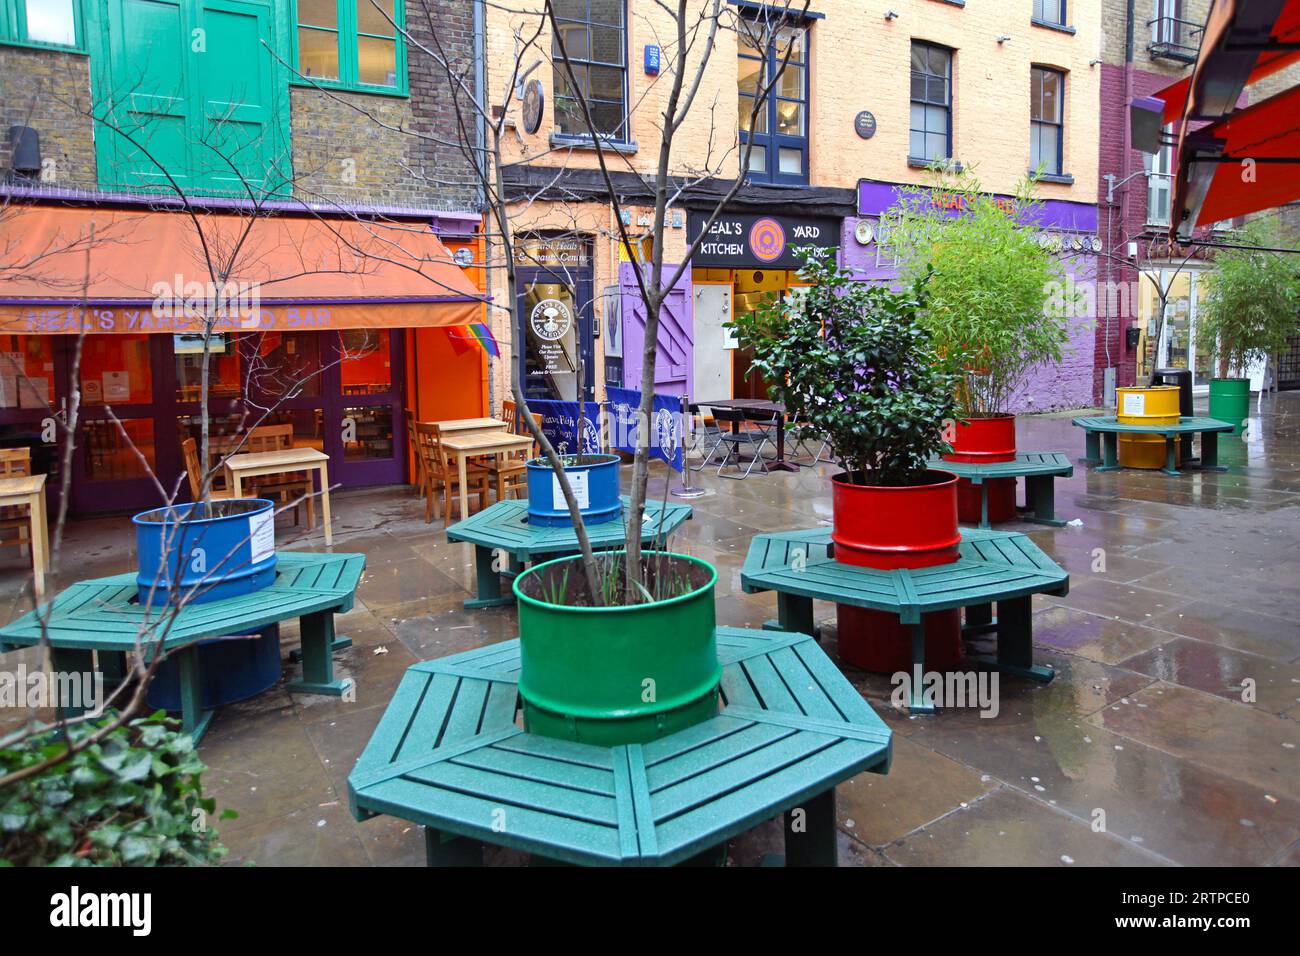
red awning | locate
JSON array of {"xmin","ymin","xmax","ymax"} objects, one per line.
[
  {"xmin": 0, "ymin": 206, "xmax": 483, "ymax": 334},
  {"xmin": 1158, "ymin": 0, "xmax": 1300, "ymax": 239}
]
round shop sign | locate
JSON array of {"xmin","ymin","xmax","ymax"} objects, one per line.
[
  {"xmin": 748, "ymin": 217, "xmax": 786, "ymax": 264},
  {"xmin": 529, "ymin": 298, "xmax": 573, "ymax": 341},
  {"xmin": 654, "ymin": 407, "xmax": 678, "ymax": 454},
  {"xmin": 854, "ymin": 111, "xmax": 877, "ymax": 139}
]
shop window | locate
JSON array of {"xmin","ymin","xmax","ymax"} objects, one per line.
[
  {"xmin": 343, "ymin": 406, "xmax": 393, "ymax": 460},
  {"xmin": 1030, "ymin": 66, "xmax": 1064, "ymax": 177},
  {"xmin": 263, "ymin": 409, "xmax": 325, "ymax": 450},
  {"xmin": 0, "ymin": 0, "xmax": 81, "ymax": 50},
  {"xmin": 248, "ymin": 332, "xmax": 322, "ymax": 400},
  {"xmin": 0, "ymin": 336, "xmax": 57, "ymax": 411},
  {"xmin": 295, "ymin": 0, "xmax": 406, "ymax": 93},
  {"xmin": 174, "ymin": 333, "xmax": 241, "ymax": 403},
  {"xmin": 1032, "ymin": 0, "xmax": 1067, "ymax": 28},
  {"xmin": 551, "ymin": 0, "xmax": 628, "ymax": 140},
  {"xmin": 79, "ymin": 335, "xmax": 153, "ymax": 406},
  {"xmin": 910, "ymin": 42, "xmax": 952, "ymax": 164},
  {"xmin": 340, "ymin": 329, "xmax": 392, "ymax": 394},
  {"xmin": 83, "ymin": 418, "xmax": 156, "ymax": 481},
  {"xmin": 738, "ymin": 17, "xmax": 809, "ymax": 185}
]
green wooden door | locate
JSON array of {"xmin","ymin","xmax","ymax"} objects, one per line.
[{"xmin": 89, "ymin": 0, "xmax": 288, "ymax": 196}]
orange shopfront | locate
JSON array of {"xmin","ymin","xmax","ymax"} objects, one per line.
[{"xmin": 0, "ymin": 205, "xmax": 488, "ymax": 515}]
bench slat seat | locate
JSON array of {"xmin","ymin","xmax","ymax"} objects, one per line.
[
  {"xmin": 1071, "ymin": 415, "xmax": 1235, "ymax": 475},
  {"xmin": 927, "ymin": 452, "xmax": 1073, "ymax": 528},
  {"xmin": 348, "ymin": 626, "xmax": 891, "ymax": 867}
]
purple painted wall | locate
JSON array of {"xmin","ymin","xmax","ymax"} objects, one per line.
[
  {"xmin": 619, "ymin": 262, "xmax": 693, "ymax": 398},
  {"xmin": 839, "ymin": 216, "xmax": 1098, "ymax": 414}
]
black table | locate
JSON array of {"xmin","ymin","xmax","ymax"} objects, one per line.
[{"xmin": 698, "ymin": 398, "xmax": 798, "ymax": 472}]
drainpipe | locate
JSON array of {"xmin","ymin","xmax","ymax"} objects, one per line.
[
  {"xmin": 1120, "ymin": 0, "xmax": 1136, "ymax": 386},
  {"xmin": 474, "ymin": 0, "xmax": 495, "ymax": 413}
]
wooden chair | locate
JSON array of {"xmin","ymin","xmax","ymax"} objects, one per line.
[
  {"xmin": 0, "ymin": 448, "xmax": 33, "ymax": 558},
  {"xmin": 182, "ymin": 438, "xmax": 233, "ymax": 503},
  {"xmin": 416, "ymin": 422, "xmax": 489, "ymax": 522},
  {"xmin": 405, "ymin": 408, "xmax": 426, "ymax": 499},
  {"xmin": 502, "ymin": 399, "xmax": 518, "ymax": 432}
]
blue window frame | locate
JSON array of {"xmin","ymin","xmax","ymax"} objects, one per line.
[
  {"xmin": 737, "ymin": 17, "xmax": 809, "ymax": 185},
  {"xmin": 551, "ymin": 0, "xmax": 628, "ymax": 139},
  {"xmin": 1030, "ymin": 65, "xmax": 1064, "ymax": 176},
  {"xmin": 910, "ymin": 41, "xmax": 952, "ymax": 164},
  {"xmin": 1033, "ymin": 0, "xmax": 1067, "ymax": 27}
]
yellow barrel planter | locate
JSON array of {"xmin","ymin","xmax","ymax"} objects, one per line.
[{"xmin": 1116, "ymin": 386, "xmax": 1181, "ymax": 469}]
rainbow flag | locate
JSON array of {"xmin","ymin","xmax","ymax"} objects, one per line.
[{"xmin": 446, "ymin": 322, "xmax": 499, "ymax": 358}]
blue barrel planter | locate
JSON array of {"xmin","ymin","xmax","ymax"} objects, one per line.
[
  {"xmin": 526, "ymin": 454, "xmax": 622, "ymax": 527},
  {"xmin": 133, "ymin": 498, "xmax": 277, "ymax": 608},
  {"xmin": 146, "ymin": 624, "xmax": 283, "ymax": 712}
]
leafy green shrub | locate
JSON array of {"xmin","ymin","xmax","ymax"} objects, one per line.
[
  {"xmin": 1199, "ymin": 219, "xmax": 1300, "ymax": 378},
  {"xmin": 880, "ymin": 168, "xmax": 1075, "ymax": 416},
  {"xmin": 730, "ymin": 248, "xmax": 958, "ymax": 486},
  {"xmin": 0, "ymin": 712, "xmax": 233, "ymax": 866}
]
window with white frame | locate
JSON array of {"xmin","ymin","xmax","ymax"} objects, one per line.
[{"xmin": 1147, "ymin": 126, "xmax": 1174, "ymax": 226}]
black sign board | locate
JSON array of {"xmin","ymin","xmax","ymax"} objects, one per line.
[{"xmin": 687, "ymin": 212, "xmax": 840, "ymax": 269}]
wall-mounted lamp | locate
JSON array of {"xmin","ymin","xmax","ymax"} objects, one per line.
[
  {"xmin": 996, "ymin": 34, "xmax": 1011, "ymax": 44},
  {"xmin": 884, "ymin": 10, "xmax": 899, "ymax": 20},
  {"xmin": 1088, "ymin": 58, "xmax": 1103, "ymax": 66}
]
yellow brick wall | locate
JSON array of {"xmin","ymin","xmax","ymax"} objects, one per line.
[{"xmin": 483, "ymin": 1, "xmax": 1103, "ymax": 407}]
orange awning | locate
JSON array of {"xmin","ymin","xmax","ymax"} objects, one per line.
[{"xmin": 0, "ymin": 205, "xmax": 483, "ymax": 334}]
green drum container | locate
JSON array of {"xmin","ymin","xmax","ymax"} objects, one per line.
[
  {"xmin": 1208, "ymin": 377, "xmax": 1250, "ymax": 435},
  {"xmin": 514, "ymin": 552, "xmax": 721, "ymax": 747}
]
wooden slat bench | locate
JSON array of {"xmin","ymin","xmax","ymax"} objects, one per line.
[
  {"xmin": 1071, "ymin": 415, "xmax": 1235, "ymax": 476},
  {"xmin": 348, "ymin": 627, "xmax": 891, "ymax": 867},
  {"xmin": 446, "ymin": 496, "xmax": 693, "ymax": 609},
  {"xmin": 0, "ymin": 552, "xmax": 365, "ymax": 740},
  {"xmin": 928, "ymin": 452, "xmax": 1073, "ymax": 528},
  {"xmin": 740, "ymin": 528, "xmax": 1069, "ymax": 713}
]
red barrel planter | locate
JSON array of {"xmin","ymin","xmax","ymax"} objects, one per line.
[
  {"xmin": 943, "ymin": 414, "xmax": 1017, "ymax": 525},
  {"xmin": 831, "ymin": 470, "xmax": 963, "ymax": 674}
]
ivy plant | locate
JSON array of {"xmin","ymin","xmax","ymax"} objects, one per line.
[
  {"xmin": 880, "ymin": 167, "xmax": 1076, "ymax": 417},
  {"xmin": 730, "ymin": 248, "xmax": 958, "ymax": 487},
  {"xmin": 0, "ymin": 712, "xmax": 234, "ymax": 867},
  {"xmin": 1198, "ymin": 219, "xmax": 1300, "ymax": 378}
]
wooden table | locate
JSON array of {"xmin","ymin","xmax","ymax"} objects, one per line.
[
  {"xmin": 0, "ymin": 474, "xmax": 49, "ymax": 599},
  {"xmin": 928, "ymin": 452, "xmax": 1074, "ymax": 528},
  {"xmin": 433, "ymin": 417, "xmax": 509, "ymax": 435},
  {"xmin": 0, "ymin": 552, "xmax": 365, "ymax": 740},
  {"xmin": 446, "ymin": 496, "xmax": 693, "ymax": 608},
  {"xmin": 741, "ymin": 527, "xmax": 1069, "ymax": 713},
  {"xmin": 348, "ymin": 627, "xmax": 891, "ymax": 866},
  {"xmin": 224, "ymin": 447, "xmax": 332, "ymax": 545},
  {"xmin": 1071, "ymin": 415, "xmax": 1235, "ymax": 476},
  {"xmin": 698, "ymin": 398, "xmax": 797, "ymax": 472},
  {"xmin": 439, "ymin": 431, "xmax": 534, "ymax": 521}
]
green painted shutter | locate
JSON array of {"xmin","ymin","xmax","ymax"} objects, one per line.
[{"xmin": 90, "ymin": 0, "xmax": 288, "ymax": 196}]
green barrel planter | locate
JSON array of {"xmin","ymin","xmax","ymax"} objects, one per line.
[
  {"xmin": 513, "ymin": 552, "xmax": 721, "ymax": 747},
  {"xmin": 1208, "ymin": 377, "xmax": 1250, "ymax": 435}
]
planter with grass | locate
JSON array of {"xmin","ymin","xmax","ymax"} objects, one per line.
[
  {"xmin": 881, "ymin": 170, "xmax": 1075, "ymax": 525},
  {"xmin": 513, "ymin": 551, "xmax": 720, "ymax": 746},
  {"xmin": 731, "ymin": 249, "xmax": 964, "ymax": 674},
  {"xmin": 525, "ymin": 453, "xmax": 622, "ymax": 527},
  {"xmin": 133, "ymin": 497, "xmax": 281, "ymax": 709}
]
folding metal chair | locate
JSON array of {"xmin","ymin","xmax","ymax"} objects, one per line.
[
  {"xmin": 713, "ymin": 407, "xmax": 773, "ymax": 479},
  {"xmin": 688, "ymin": 403, "xmax": 726, "ymax": 472},
  {"xmin": 787, "ymin": 411, "xmax": 833, "ymax": 465}
]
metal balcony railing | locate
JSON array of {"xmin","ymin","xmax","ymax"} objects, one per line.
[{"xmin": 1148, "ymin": 16, "xmax": 1203, "ymax": 63}]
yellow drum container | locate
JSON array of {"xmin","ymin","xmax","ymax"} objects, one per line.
[{"xmin": 1117, "ymin": 386, "xmax": 1180, "ymax": 469}]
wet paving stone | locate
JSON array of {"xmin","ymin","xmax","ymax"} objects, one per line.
[{"xmin": 1118, "ymin": 636, "xmax": 1300, "ymax": 714}]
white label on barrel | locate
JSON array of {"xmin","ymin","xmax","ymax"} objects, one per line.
[
  {"xmin": 249, "ymin": 509, "xmax": 275, "ymax": 564},
  {"xmin": 553, "ymin": 470, "xmax": 590, "ymax": 510},
  {"xmin": 1122, "ymin": 393, "xmax": 1146, "ymax": 416}
]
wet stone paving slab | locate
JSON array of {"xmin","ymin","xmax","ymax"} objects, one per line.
[{"xmin": 1, "ymin": 393, "xmax": 1297, "ymax": 867}]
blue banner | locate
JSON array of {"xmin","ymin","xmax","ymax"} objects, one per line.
[
  {"xmin": 528, "ymin": 399, "xmax": 602, "ymax": 456},
  {"xmin": 606, "ymin": 386, "xmax": 684, "ymax": 472}
]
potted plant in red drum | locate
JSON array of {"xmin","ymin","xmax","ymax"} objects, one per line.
[
  {"xmin": 882, "ymin": 169, "xmax": 1073, "ymax": 523},
  {"xmin": 731, "ymin": 249, "xmax": 964, "ymax": 673}
]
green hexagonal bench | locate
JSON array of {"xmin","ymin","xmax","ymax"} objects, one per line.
[{"xmin": 347, "ymin": 627, "xmax": 892, "ymax": 866}]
